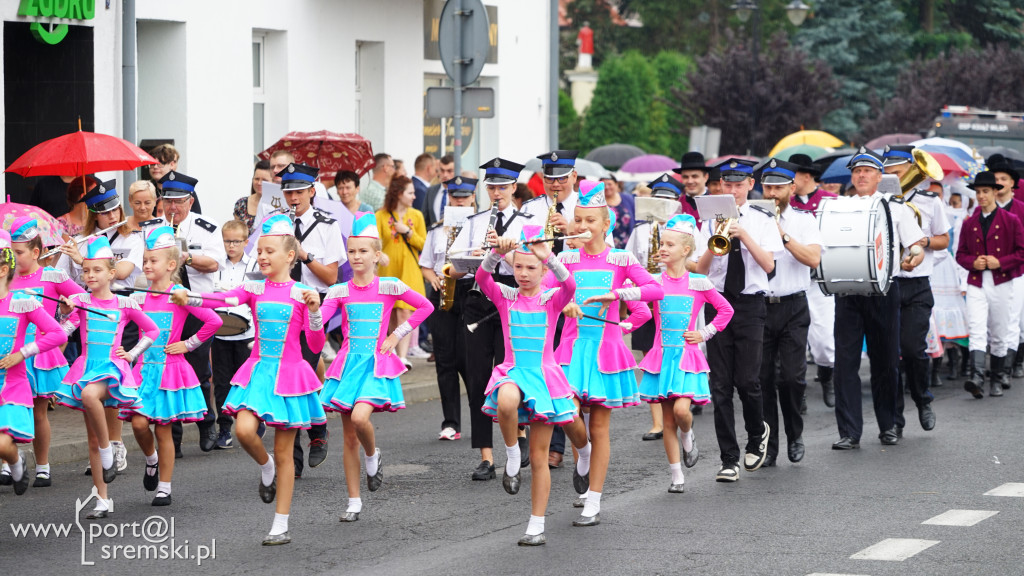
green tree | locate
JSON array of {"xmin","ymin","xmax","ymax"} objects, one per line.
[
  {"xmin": 651, "ymin": 51, "xmax": 695, "ymax": 157},
  {"xmin": 941, "ymin": 0, "xmax": 1024, "ymax": 47},
  {"xmin": 795, "ymin": 0, "xmax": 911, "ymax": 141},
  {"xmin": 579, "ymin": 51, "xmax": 659, "ymax": 154},
  {"xmin": 558, "ymin": 89, "xmax": 582, "ymax": 151}
]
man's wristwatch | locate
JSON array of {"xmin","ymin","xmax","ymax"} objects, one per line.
[
  {"xmin": 303, "ymin": 253, "xmax": 314, "ymax": 265},
  {"xmin": 782, "ymin": 234, "xmax": 791, "ymax": 245},
  {"xmin": 184, "ymin": 254, "xmax": 194, "ymax": 266}
]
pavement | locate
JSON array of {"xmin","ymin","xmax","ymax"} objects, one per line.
[{"xmin": 1, "ymin": 355, "xmax": 1022, "ymax": 576}]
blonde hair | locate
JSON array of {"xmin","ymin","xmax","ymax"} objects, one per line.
[
  {"xmin": 146, "ymin": 245, "xmax": 182, "ymax": 285},
  {"xmin": 84, "ymin": 206, "xmax": 131, "ymax": 237},
  {"xmin": 279, "ymin": 235, "xmax": 300, "ymax": 267},
  {"xmin": 128, "ymin": 180, "xmax": 157, "ymax": 202},
  {"xmin": 221, "ymin": 219, "xmax": 249, "ymax": 236}
]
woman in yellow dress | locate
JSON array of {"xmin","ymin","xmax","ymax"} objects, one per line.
[{"xmin": 376, "ymin": 176, "xmax": 427, "ymax": 369}]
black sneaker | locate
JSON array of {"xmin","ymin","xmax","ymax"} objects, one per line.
[
  {"xmin": 308, "ymin": 437, "xmax": 328, "ymax": 468},
  {"xmin": 471, "ymin": 460, "xmax": 495, "ymax": 481},
  {"xmin": 743, "ymin": 422, "xmax": 770, "ymax": 472},
  {"xmin": 715, "ymin": 464, "xmax": 740, "ymax": 482},
  {"xmin": 215, "ymin": 428, "xmax": 234, "ymax": 450}
]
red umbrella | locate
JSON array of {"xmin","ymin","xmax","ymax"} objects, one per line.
[
  {"xmin": 259, "ymin": 130, "xmax": 375, "ymax": 180},
  {"xmin": 6, "ymin": 130, "xmax": 157, "ymax": 178}
]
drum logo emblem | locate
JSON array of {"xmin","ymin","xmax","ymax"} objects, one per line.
[{"xmin": 875, "ymin": 233, "xmax": 884, "ymax": 270}]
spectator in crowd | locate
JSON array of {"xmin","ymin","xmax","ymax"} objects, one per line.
[
  {"xmin": 513, "ymin": 182, "xmax": 534, "ymax": 210},
  {"xmin": 233, "ymin": 160, "xmax": 273, "ymax": 236},
  {"xmin": 394, "ymin": 159, "xmax": 408, "ymax": 179},
  {"xmin": 335, "ymin": 170, "xmax": 373, "ymax": 215},
  {"xmin": 424, "ymin": 155, "xmax": 456, "ymax": 228},
  {"xmin": 376, "ymin": 176, "xmax": 426, "ymax": 369},
  {"xmin": 268, "ymin": 150, "xmax": 295, "ymax": 185},
  {"xmin": 604, "ymin": 175, "xmax": 635, "ymax": 249},
  {"xmin": 29, "ymin": 175, "xmax": 74, "ymax": 218},
  {"xmin": 57, "ymin": 176, "xmax": 93, "ymax": 239},
  {"xmin": 127, "ymin": 180, "xmax": 160, "ymax": 231},
  {"xmin": 412, "ymin": 153, "xmax": 437, "ymax": 211},
  {"xmin": 148, "ymin": 144, "xmax": 202, "ymax": 214},
  {"xmin": 363, "ymin": 153, "xmax": 395, "ymax": 212}
]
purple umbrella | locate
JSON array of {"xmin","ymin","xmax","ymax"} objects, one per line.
[{"xmin": 620, "ymin": 154, "xmax": 678, "ymax": 174}]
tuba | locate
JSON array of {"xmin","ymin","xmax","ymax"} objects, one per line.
[
  {"xmin": 897, "ymin": 148, "xmax": 944, "ymax": 227},
  {"xmin": 646, "ymin": 222, "xmax": 661, "ymax": 273},
  {"xmin": 708, "ymin": 216, "xmax": 736, "ymax": 256},
  {"xmin": 439, "ymin": 223, "xmax": 461, "ymax": 311}
]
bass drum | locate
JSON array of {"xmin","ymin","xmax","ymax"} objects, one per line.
[{"xmin": 814, "ymin": 195, "xmax": 894, "ymax": 296}]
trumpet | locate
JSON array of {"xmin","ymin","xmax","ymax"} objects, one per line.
[
  {"xmin": 708, "ymin": 217, "xmax": 736, "ymax": 256},
  {"xmin": 42, "ymin": 220, "xmax": 129, "ymax": 259}
]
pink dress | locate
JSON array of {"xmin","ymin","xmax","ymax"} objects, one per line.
[
  {"xmin": 479, "ymin": 258, "xmax": 578, "ymax": 425},
  {"xmin": 195, "ymin": 280, "xmax": 326, "ymax": 429},
  {"xmin": 319, "ymin": 277, "xmax": 434, "ymax": 413},
  {"xmin": 57, "ymin": 295, "xmax": 160, "ymax": 411},
  {"xmin": 638, "ymin": 273, "xmax": 734, "ymax": 404},
  {"xmin": 120, "ymin": 287, "xmax": 223, "ymax": 423},
  {"xmin": 10, "ymin": 266, "xmax": 84, "ymax": 398},
  {"xmin": 0, "ymin": 293, "xmax": 69, "ymax": 443},
  {"xmin": 555, "ymin": 247, "xmax": 664, "ymax": 408}
]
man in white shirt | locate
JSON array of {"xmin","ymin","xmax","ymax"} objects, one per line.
[
  {"xmin": 884, "ymin": 146, "xmax": 951, "ymax": 435},
  {"xmin": 694, "ymin": 158, "xmax": 782, "ymax": 482},
  {"xmin": 758, "ymin": 159, "xmax": 822, "ymax": 466},
  {"xmin": 831, "ymin": 148, "xmax": 926, "ymax": 450}
]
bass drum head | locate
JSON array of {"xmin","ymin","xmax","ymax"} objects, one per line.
[
  {"xmin": 873, "ymin": 196, "xmax": 894, "ymax": 295},
  {"xmin": 215, "ymin": 311, "xmax": 250, "ymax": 337}
]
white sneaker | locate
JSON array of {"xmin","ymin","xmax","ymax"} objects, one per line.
[
  {"xmin": 407, "ymin": 346, "xmax": 431, "ymax": 359},
  {"xmin": 112, "ymin": 441, "xmax": 128, "ymax": 472},
  {"xmin": 321, "ymin": 340, "xmax": 337, "ymax": 363},
  {"xmin": 438, "ymin": 427, "xmax": 461, "ymax": 441}
]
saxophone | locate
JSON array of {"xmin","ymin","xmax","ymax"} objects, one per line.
[
  {"xmin": 646, "ymin": 222, "xmax": 661, "ymax": 273},
  {"xmin": 545, "ymin": 198, "xmax": 558, "ymax": 239},
  {"xmin": 439, "ymin": 224, "xmax": 461, "ymax": 311}
]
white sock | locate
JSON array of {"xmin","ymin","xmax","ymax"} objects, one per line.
[
  {"xmin": 346, "ymin": 497, "xmax": 363, "ymax": 513},
  {"xmin": 269, "ymin": 513, "xmax": 289, "ymax": 536},
  {"xmin": 11, "ymin": 455, "xmax": 24, "ymax": 482},
  {"xmin": 93, "ymin": 498, "xmax": 111, "ymax": 512},
  {"xmin": 35, "ymin": 463, "xmax": 50, "ymax": 476},
  {"xmin": 504, "ymin": 443, "xmax": 521, "ymax": 477},
  {"xmin": 579, "ymin": 489, "xmax": 590, "ymax": 501},
  {"xmin": 525, "ymin": 515, "xmax": 545, "ymax": 536},
  {"xmin": 99, "ymin": 445, "xmax": 114, "ymax": 469},
  {"xmin": 681, "ymin": 429, "xmax": 694, "ymax": 452},
  {"xmin": 145, "ymin": 451, "xmax": 159, "ymax": 468},
  {"xmin": 576, "ymin": 442, "xmax": 592, "ymax": 477},
  {"xmin": 156, "ymin": 481, "xmax": 171, "ymax": 496},
  {"xmin": 1, "ymin": 462, "xmax": 10, "ymax": 475},
  {"xmin": 364, "ymin": 449, "xmax": 380, "ymax": 477},
  {"xmin": 581, "ymin": 490, "xmax": 602, "ymax": 517},
  {"xmin": 670, "ymin": 462, "xmax": 685, "ymax": 485},
  {"xmin": 260, "ymin": 456, "xmax": 276, "ymax": 486}
]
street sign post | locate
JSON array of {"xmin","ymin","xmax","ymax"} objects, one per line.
[
  {"xmin": 426, "ymin": 87, "xmax": 494, "ymax": 119},
  {"xmin": 437, "ymin": 0, "xmax": 490, "ymax": 176}
]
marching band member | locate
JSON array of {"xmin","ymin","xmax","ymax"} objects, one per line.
[
  {"xmin": 883, "ymin": 145, "xmax": 950, "ymax": 434},
  {"xmin": 419, "ymin": 177, "xmax": 476, "ymax": 446},
  {"xmin": 56, "ymin": 236, "xmax": 159, "ymax": 519},
  {"xmin": 955, "ymin": 171, "xmax": 1024, "ymax": 398},
  {"xmin": 788, "ymin": 153, "xmax": 837, "ymax": 409},
  {"xmin": 557, "ymin": 180, "xmax": 663, "ymax": 526},
  {"xmin": 759, "ymin": 159, "xmax": 822, "ymax": 466},
  {"xmin": 172, "ymin": 213, "xmax": 327, "ymax": 545},
  {"xmin": 638, "ymin": 214, "xmax": 733, "ymax": 491},
  {"xmin": 986, "ymin": 155, "xmax": 1024, "ymax": 384},
  {"xmin": 319, "ymin": 213, "xmax": 434, "ymax": 522},
  {"xmin": 693, "ymin": 158, "xmax": 780, "ymax": 481},
  {"xmin": 6, "ymin": 217, "xmax": 83, "ymax": 487},
  {"xmin": 829, "ymin": 148, "xmax": 925, "ymax": 450},
  {"xmin": 158, "ymin": 170, "xmax": 225, "ymax": 456},
  {"xmin": 123, "ymin": 226, "xmax": 223, "ymax": 507},
  {"xmin": 479, "ymin": 225, "xmax": 577, "ymax": 546},
  {"xmin": 448, "ymin": 159, "xmax": 530, "ymax": 480},
  {"xmin": 0, "ymin": 229, "xmax": 69, "ymax": 496}
]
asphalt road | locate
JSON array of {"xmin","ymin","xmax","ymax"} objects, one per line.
[{"xmin": 1, "ymin": 367, "xmax": 1022, "ymax": 576}]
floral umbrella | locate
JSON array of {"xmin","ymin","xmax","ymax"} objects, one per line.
[
  {"xmin": 0, "ymin": 203, "xmax": 65, "ymax": 246},
  {"xmin": 259, "ymin": 131, "xmax": 375, "ymax": 180}
]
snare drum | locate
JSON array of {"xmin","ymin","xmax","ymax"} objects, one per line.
[
  {"xmin": 215, "ymin": 310, "xmax": 251, "ymax": 337},
  {"xmin": 815, "ymin": 196, "xmax": 894, "ymax": 296}
]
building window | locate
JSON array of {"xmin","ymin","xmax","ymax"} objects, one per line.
[{"xmin": 252, "ymin": 34, "xmax": 265, "ymax": 155}]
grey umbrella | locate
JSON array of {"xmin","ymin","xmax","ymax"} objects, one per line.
[
  {"xmin": 584, "ymin": 143, "xmax": 646, "ymax": 170},
  {"xmin": 978, "ymin": 146, "xmax": 1024, "ymax": 161},
  {"xmin": 523, "ymin": 157, "xmax": 610, "ymax": 180}
]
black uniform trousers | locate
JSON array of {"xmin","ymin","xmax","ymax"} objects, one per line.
[
  {"xmin": 833, "ymin": 283, "xmax": 901, "ymax": 441},
  {"xmin": 549, "ymin": 315, "xmax": 568, "ymax": 454},
  {"xmin": 706, "ymin": 294, "xmax": 767, "ymax": 465},
  {"xmin": 293, "ymin": 330, "xmax": 328, "ymax": 475},
  {"xmin": 462, "ymin": 274, "xmax": 516, "ymax": 450},
  {"xmin": 894, "ymin": 277, "xmax": 935, "ymax": 427},
  {"xmin": 211, "ymin": 337, "xmax": 254, "ymax": 430},
  {"xmin": 760, "ymin": 293, "xmax": 810, "ymax": 458},
  {"xmin": 430, "ymin": 279, "xmax": 472, "ymax": 432},
  {"xmin": 172, "ymin": 314, "xmax": 216, "ymax": 449}
]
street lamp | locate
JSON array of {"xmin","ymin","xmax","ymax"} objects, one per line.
[
  {"xmin": 785, "ymin": 1, "xmax": 811, "ymax": 26},
  {"xmin": 730, "ymin": 0, "xmax": 757, "ymax": 23}
]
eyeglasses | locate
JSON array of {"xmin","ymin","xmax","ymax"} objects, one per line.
[
  {"xmin": 543, "ymin": 176, "xmax": 570, "ymax": 183},
  {"xmin": 223, "ymin": 240, "xmax": 245, "ymax": 245}
]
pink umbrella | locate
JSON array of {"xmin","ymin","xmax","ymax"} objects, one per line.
[{"xmin": 0, "ymin": 203, "xmax": 65, "ymax": 246}]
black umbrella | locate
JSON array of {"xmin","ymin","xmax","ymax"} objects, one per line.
[
  {"xmin": 979, "ymin": 146, "xmax": 1024, "ymax": 162},
  {"xmin": 585, "ymin": 143, "xmax": 646, "ymax": 170}
]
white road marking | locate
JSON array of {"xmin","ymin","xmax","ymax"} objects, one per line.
[
  {"xmin": 922, "ymin": 509, "xmax": 998, "ymax": 526},
  {"xmin": 807, "ymin": 573, "xmax": 872, "ymax": 576},
  {"xmin": 850, "ymin": 538, "xmax": 939, "ymax": 561},
  {"xmin": 984, "ymin": 483, "xmax": 1024, "ymax": 497}
]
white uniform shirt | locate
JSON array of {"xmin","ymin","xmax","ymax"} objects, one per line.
[
  {"xmin": 698, "ymin": 202, "xmax": 784, "ymax": 295},
  {"xmin": 897, "ymin": 189, "xmax": 950, "ymax": 278},
  {"xmin": 58, "ymin": 226, "xmax": 144, "ymax": 292},
  {"xmin": 171, "ymin": 211, "xmax": 225, "ymax": 294},
  {"xmin": 521, "ymin": 191, "xmax": 577, "ymax": 228},
  {"xmin": 419, "ymin": 225, "xmax": 450, "ymax": 276},
  {"xmin": 449, "ymin": 204, "xmax": 532, "ymax": 277},
  {"xmin": 626, "ymin": 220, "xmax": 704, "ymax": 270},
  {"xmin": 767, "ymin": 206, "xmax": 821, "ymax": 297},
  {"xmin": 215, "ymin": 254, "xmax": 256, "ymax": 341},
  {"xmin": 249, "ymin": 208, "xmax": 346, "ymax": 293}
]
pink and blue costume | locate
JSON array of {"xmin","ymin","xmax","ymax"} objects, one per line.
[
  {"xmin": 122, "ymin": 227, "xmax": 224, "ymax": 424},
  {"xmin": 56, "ymin": 237, "xmax": 160, "ymax": 411},
  {"xmin": 8, "ymin": 217, "xmax": 84, "ymax": 398},
  {"xmin": 0, "ymin": 228, "xmax": 70, "ymax": 442},
  {"xmin": 554, "ymin": 182, "xmax": 664, "ymax": 408},
  {"xmin": 319, "ymin": 212, "xmax": 435, "ymax": 413},
  {"xmin": 191, "ymin": 214, "xmax": 327, "ymax": 429},
  {"xmin": 638, "ymin": 214, "xmax": 734, "ymax": 404},
  {"xmin": 480, "ymin": 226, "xmax": 579, "ymax": 424}
]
